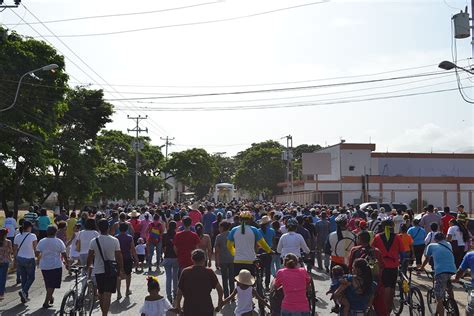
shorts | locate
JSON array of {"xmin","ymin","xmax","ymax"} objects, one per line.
[
  {"xmin": 137, "ymin": 255, "xmax": 145, "ymax": 263},
  {"xmin": 41, "ymin": 268, "xmax": 62, "ymax": 289},
  {"xmin": 434, "ymin": 273, "xmax": 453, "ymax": 300},
  {"xmin": 123, "ymin": 259, "xmax": 133, "ymax": 275},
  {"xmin": 95, "ymin": 273, "xmax": 117, "ymax": 294},
  {"xmin": 381, "ymin": 268, "xmax": 398, "ymax": 288}
]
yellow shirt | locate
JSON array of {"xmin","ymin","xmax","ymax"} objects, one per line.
[{"xmin": 66, "ymin": 218, "xmax": 77, "ymax": 240}]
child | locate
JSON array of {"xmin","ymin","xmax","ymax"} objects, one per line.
[
  {"xmin": 139, "ymin": 276, "xmax": 173, "ymax": 316},
  {"xmin": 221, "ymin": 269, "xmax": 270, "ymax": 316},
  {"xmin": 326, "ymin": 265, "xmax": 349, "ymax": 313},
  {"xmin": 135, "ymin": 238, "xmax": 146, "ymax": 272},
  {"xmin": 398, "ymin": 224, "xmax": 414, "ymax": 274},
  {"xmin": 66, "ymin": 224, "xmax": 81, "ymax": 274},
  {"xmin": 56, "ymin": 221, "xmax": 67, "ymax": 244}
]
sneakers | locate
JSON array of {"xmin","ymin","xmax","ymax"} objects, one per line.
[{"xmin": 19, "ymin": 291, "xmax": 27, "ymax": 303}]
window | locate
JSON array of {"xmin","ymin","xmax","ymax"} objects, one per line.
[{"xmin": 349, "ymin": 165, "xmax": 355, "ymax": 171}]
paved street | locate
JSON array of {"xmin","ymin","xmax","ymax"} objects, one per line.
[{"xmin": 0, "ymin": 262, "xmax": 469, "ymax": 315}]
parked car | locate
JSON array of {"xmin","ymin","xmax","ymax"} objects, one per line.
[{"xmin": 359, "ymin": 202, "xmax": 408, "ymax": 213}]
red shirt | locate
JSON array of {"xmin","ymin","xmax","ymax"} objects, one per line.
[
  {"xmin": 372, "ymin": 233, "xmax": 404, "ymax": 269},
  {"xmin": 173, "ymin": 230, "xmax": 200, "ymax": 268},
  {"xmin": 188, "ymin": 210, "xmax": 202, "ymax": 226},
  {"xmin": 441, "ymin": 214, "xmax": 454, "ymax": 235}
]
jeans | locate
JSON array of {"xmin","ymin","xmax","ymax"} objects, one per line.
[
  {"xmin": 271, "ymin": 253, "xmax": 282, "ymax": 276},
  {"xmin": 281, "ymin": 310, "xmax": 310, "ymax": 316},
  {"xmin": 220, "ymin": 262, "xmax": 235, "ymax": 298},
  {"xmin": 259, "ymin": 253, "xmax": 272, "ymax": 288},
  {"xmin": 162, "ymin": 258, "xmax": 179, "ymax": 302},
  {"xmin": 147, "ymin": 241, "xmax": 162, "ymax": 269},
  {"xmin": 16, "ymin": 257, "xmax": 36, "ymax": 296},
  {"xmin": 0, "ymin": 262, "xmax": 9, "ymax": 295},
  {"xmin": 316, "ymin": 246, "xmax": 329, "ymax": 270}
]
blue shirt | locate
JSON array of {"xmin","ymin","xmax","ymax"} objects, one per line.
[
  {"xmin": 344, "ymin": 275, "xmax": 376, "ymax": 311},
  {"xmin": 425, "ymin": 241, "xmax": 456, "ymax": 276},
  {"xmin": 258, "ymin": 227, "xmax": 276, "ymax": 248},
  {"xmin": 202, "ymin": 212, "xmax": 216, "ymax": 234},
  {"xmin": 460, "ymin": 252, "xmax": 474, "ymax": 286},
  {"xmin": 38, "ymin": 215, "xmax": 51, "ymax": 231},
  {"xmin": 407, "ymin": 226, "xmax": 426, "ymax": 246},
  {"xmin": 329, "ymin": 215, "xmax": 337, "ymax": 233},
  {"xmin": 312, "ymin": 216, "xmax": 320, "ymax": 224}
]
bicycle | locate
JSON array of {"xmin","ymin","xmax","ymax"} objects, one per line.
[
  {"xmin": 254, "ymin": 254, "xmax": 270, "ymax": 316},
  {"xmin": 299, "ymin": 251, "xmax": 317, "ymax": 316},
  {"xmin": 59, "ymin": 265, "xmax": 96, "ymax": 316},
  {"xmin": 424, "ymin": 270, "xmax": 459, "ymax": 316},
  {"xmin": 392, "ymin": 266, "xmax": 425, "ymax": 316},
  {"xmin": 460, "ymin": 279, "xmax": 473, "ymax": 316}
]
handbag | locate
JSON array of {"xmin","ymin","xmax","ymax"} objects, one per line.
[{"xmin": 95, "ymin": 238, "xmax": 118, "ymax": 278}]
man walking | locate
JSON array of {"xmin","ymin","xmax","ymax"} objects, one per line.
[
  {"xmin": 87, "ymin": 219, "xmax": 124, "ymax": 316},
  {"xmin": 174, "ymin": 249, "xmax": 224, "ymax": 316}
]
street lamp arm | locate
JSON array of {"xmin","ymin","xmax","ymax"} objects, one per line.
[{"xmin": 0, "ymin": 64, "xmax": 58, "ymax": 113}]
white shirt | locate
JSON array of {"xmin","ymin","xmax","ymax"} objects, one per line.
[
  {"xmin": 78, "ymin": 230, "xmax": 99, "ymax": 255},
  {"xmin": 235, "ymin": 285, "xmax": 254, "ymax": 315},
  {"xmin": 328, "ymin": 230, "xmax": 356, "ymax": 265},
  {"xmin": 135, "ymin": 244, "xmax": 146, "ymax": 255},
  {"xmin": 139, "ymin": 297, "xmax": 172, "ymax": 316},
  {"xmin": 3, "ymin": 217, "xmax": 17, "ymax": 238},
  {"xmin": 37, "ymin": 237, "xmax": 66, "ymax": 270},
  {"xmin": 393, "ymin": 215, "xmax": 404, "ymax": 234},
  {"xmin": 425, "ymin": 231, "xmax": 436, "ymax": 246},
  {"xmin": 70, "ymin": 232, "xmax": 80, "ymax": 258},
  {"xmin": 447, "ymin": 226, "xmax": 465, "ymax": 246},
  {"xmin": 277, "ymin": 231, "xmax": 310, "ymax": 258},
  {"xmin": 89, "ymin": 235, "xmax": 120, "ymax": 275},
  {"xmin": 14, "ymin": 232, "xmax": 37, "ymax": 259}
]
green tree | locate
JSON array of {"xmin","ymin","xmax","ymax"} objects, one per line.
[
  {"xmin": 234, "ymin": 141, "xmax": 286, "ymax": 198},
  {"xmin": 167, "ymin": 148, "xmax": 218, "ymax": 199},
  {"xmin": 140, "ymin": 143, "xmax": 166, "ymax": 203},
  {"xmin": 213, "ymin": 155, "xmax": 236, "ymax": 184},
  {"xmin": 293, "ymin": 144, "xmax": 322, "ymax": 180},
  {"xmin": 0, "ymin": 28, "xmax": 68, "ymax": 217}
]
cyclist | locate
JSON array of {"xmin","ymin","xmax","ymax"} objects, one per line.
[
  {"xmin": 327, "ymin": 214, "xmax": 356, "ymax": 272},
  {"xmin": 371, "ymin": 218, "xmax": 404, "ymax": 316},
  {"xmin": 277, "ymin": 218, "xmax": 310, "ymax": 261},
  {"xmin": 452, "ymin": 250, "xmax": 474, "ymax": 314},
  {"xmin": 421, "ymin": 232, "xmax": 457, "ymax": 316},
  {"xmin": 227, "ymin": 211, "xmax": 272, "ymax": 276}
]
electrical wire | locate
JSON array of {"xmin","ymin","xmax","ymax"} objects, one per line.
[
  {"xmin": 451, "ymin": 16, "xmax": 474, "ymax": 104},
  {"xmin": 114, "ymin": 86, "xmax": 466, "ymax": 112},
  {"xmin": 32, "ymin": 1, "xmax": 330, "ymax": 38},
  {"xmin": 2, "ymin": 1, "xmax": 221, "ymax": 25},
  {"xmin": 104, "ymin": 71, "xmax": 453, "ymax": 101}
]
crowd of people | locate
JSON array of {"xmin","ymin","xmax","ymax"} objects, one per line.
[{"xmin": 0, "ymin": 201, "xmax": 472, "ymax": 315}]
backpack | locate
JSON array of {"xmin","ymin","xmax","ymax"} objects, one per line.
[{"xmin": 353, "ymin": 246, "xmax": 380, "ymax": 279}]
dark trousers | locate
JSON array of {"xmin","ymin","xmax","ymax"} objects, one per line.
[
  {"xmin": 413, "ymin": 244, "xmax": 425, "ymax": 265},
  {"xmin": 220, "ymin": 262, "xmax": 235, "ymax": 298},
  {"xmin": 234, "ymin": 263, "xmax": 255, "ymax": 277},
  {"xmin": 259, "ymin": 253, "xmax": 272, "ymax": 288}
]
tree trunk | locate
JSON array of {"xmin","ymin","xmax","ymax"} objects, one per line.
[
  {"xmin": 13, "ymin": 162, "xmax": 26, "ymax": 219},
  {"xmin": 148, "ymin": 184, "xmax": 155, "ymax": 203},
  {"xmin": 0, "ymin": 190, "xmax": 9, "ymax": 214}
]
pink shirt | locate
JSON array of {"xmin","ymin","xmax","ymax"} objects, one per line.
[
  {"xmin": 188, "ymin": 210, "xmax": 202, "ymax": 226},
  {"xmin": 140, "ymin": 219, "xmax": 152, "ymax": 239},
  {"xmin": 274, "ymin": 268, "xmax": 310, "ymax": 312}
]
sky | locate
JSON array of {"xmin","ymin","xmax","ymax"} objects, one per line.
[{"xmin": 1, "ymin": 0, "xmax": 473, "ymax": 156}]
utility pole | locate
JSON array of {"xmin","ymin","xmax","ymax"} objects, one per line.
[
  {"xmin": 282, "ymin": 135, "xmax": 294, "ymax": 203},
  {"xmin": 127, "ymin": 115, "xmax": 148, "ymax": 205},
  {"xmin": 160, "ymin": 136, "xmax": 174, "ymax": 202}
]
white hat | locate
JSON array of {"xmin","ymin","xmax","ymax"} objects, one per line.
[
  {"xmin": 259, "ymin": 216, "xmax": 271, "ymax": 225},
  {"xmin": 235, "ymin": 269, "xmax": 255, "ymax": 286}
]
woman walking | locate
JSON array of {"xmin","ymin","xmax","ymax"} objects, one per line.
[
  {"xmin": 36, "ymin": 225, "xmax": 68, "ymax": 308},
  {"xmin": 447, "ymin": 219, "xmax": 470, "ymax": 267},
  {"xmin": 407, "ymin": 219, "xmax": 426, "ymax": 270},
  {"xmin": 0, "ymin": 228, "xmax": 13, "ymax": 300},
  {"xmin": 76, "ymin": 218, "xmax": 99, "ymax": 266},
  {"xmin": 162, "ymin": 220, "xmax": 179, "ymax": 303}
]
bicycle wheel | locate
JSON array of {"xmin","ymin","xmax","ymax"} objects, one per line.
[
  {"xmin": 392, "ymin": 281, "xmax": 405, "ymax": 315},
  {"xmin": 81, "ymin": 280, "xmax": 95, "ymax": 316},
  {"xmin": 60, "ymin": 290, "xmax": 77, "ymax": 316},
  {"xmin": 426, "ymin": 289, "xmax": 437, "ymax": 315},
  {"xmin": 409, "ymin": 287, "xmax": 425, "ymax": 316},
  {"xmin": 307, "ymin": 277, "xmax": 316, "ymax": 316},
  {"xmin": 445, "ymin": 296, "xmax": 459, "ymax": 316},
  {"xmin": 255, "ymin": 270, "xmax": 266, "ymax": 316}
]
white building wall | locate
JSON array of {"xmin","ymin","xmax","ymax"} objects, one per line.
[
  {"xmin": 376, "ymin": 157, "xmax": 474, "ymax": 177},
  {"xmin": 340, "ymin": 149, "xmax": 373, "ymax": 177}
]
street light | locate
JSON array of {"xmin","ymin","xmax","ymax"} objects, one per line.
[
  {"xmin": 0, "ymin": 63, "xmax": 59, "ymax": 113},
  {"xmin": 438, "ymin": 60, "xmax": 474, "ymax": 75}
]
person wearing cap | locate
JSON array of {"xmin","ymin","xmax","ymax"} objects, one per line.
[
  {"xmin": 257, "ymin": 216, "xmax": 275, "ymax": 290},
  {"xmin": 128, "ymin": 209, "xmax": 142, "ymax": 244},
  {"xmin": 327, "ymin": 214, "xmax": 356, "ymax": 270},
  {"xmin": 421, "ymin": 232, "xmax": 456, "ymax": 316},
  {"xmin": 227, "ymin": 211, "xmax": 272, "ymax": 277},
  {"xmin": 174, "ymin": 249, "xmax": 224, "ymax": 316},
  {"xmin": 14, "ymin": 220, "xmax": 38, "ymax": 303},
  {"xmin": 221, "ymin": 269, "xmax": 270, "ymax": 315},
  {"xmin": 277, "ymin": 218, "xmax": 310, "ymax": 260}
]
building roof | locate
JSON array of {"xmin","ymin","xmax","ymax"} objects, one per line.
[{"xmin": 371, "ymin": 152, "xmax": 474, "ymax": 159}]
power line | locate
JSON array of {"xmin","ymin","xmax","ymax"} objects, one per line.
[
  {"xmin": 115, "ymin": 86, "xmax": 464, "ymax": 112},
  {"xmin": 31, "ymin": 1, "xmax": 330, "ymax": 38},
  {"xmin": 104, "ymin": 71, "xmax": 453, "ymax": 101},
  {"xmin": 2, "ymin": 1, "xmax": 221, "ymax": 25}
]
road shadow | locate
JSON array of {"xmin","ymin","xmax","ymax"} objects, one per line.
[
  {"xmin": 109, "ymin": 296, "xmax": 138, "ymax": 314},
  {"xmin": 0, "ymin": 303, "xmax": 28, "ymax": 316}
]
